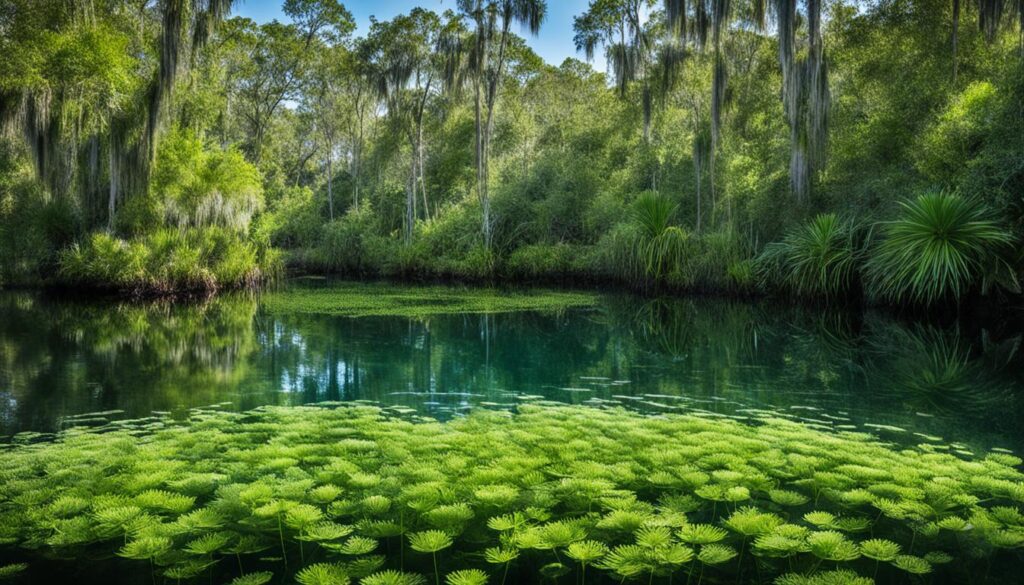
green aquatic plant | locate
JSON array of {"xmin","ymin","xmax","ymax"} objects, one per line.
[
  {"xmin": 0, "ymin": 565, "xmax": 27, "ymax": 581},
  {"xmin": 0, "ymin": 403, "xmax": 1020, "ymax": 584},
  {"xmin": 775, "ymin": 569, "xmax": 873, "ymax": 585},
  {"xmin": 230, "ymin": 571, "xmax": 274, "ymax": 585},
  {"xmin": 444, "ymin": 569, "xmax": 487, "ymax": 585},
  {"xmin": 565, "ymin": 540, "xmax": 607, "ymax": 582},
  {"xmin": 408, "ymin": 531, "xmax": 453, "ymax": 585},
  {"xmin": 296, "ymin": 563, "xmax": 350, "ymax": 585},
  {"xmin": 361, "ymin": 571, "xmax": 427, "ymax": 585},
  {"xmin": 261, "ymin": 283, "xmax": 597, "ymax": 318}
]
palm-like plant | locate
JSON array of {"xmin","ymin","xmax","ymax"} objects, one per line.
[
  {"xmin": 867, "ymin": 192, "xmax": 1017, "ymax": 305},
  {"xmin": 757, "ymin": 213, "xmax": 864, "ymax": 297},
  {"xmin": 632, "ymin": 192, "xmax": 689, "ymax": 284}
]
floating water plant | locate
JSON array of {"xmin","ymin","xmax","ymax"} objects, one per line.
[
  {"xmin": 0, "ymin": 403, "xmax": 1021, "ymax": 584},
  {"xmin": 261, "ymin": 282, "xmax": 598, "ymax": 318}
]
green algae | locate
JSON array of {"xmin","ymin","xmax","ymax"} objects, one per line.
[
  {"xmin": 260, "ymin": 282, "xmax": 598, "ymax": 318},
  {"xmin": 0, "ymin": 403, "xmax": 1022, "ymax": 584}
]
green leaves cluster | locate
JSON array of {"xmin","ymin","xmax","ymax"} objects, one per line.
[{"xmin": 0, "ymin": 403, "xmax": 1020, "ymax": 583}]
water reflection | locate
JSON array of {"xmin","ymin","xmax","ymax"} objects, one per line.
[{"xmin": 0, "ymin": 287, "xmax": 1021, "ymax": 452}]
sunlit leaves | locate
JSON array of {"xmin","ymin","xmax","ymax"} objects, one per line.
[
  {"xmin": 892, "ymin": 554, "xmax": 933, "ymax": 575},
  {"xmin": 361, "ymin": 571, "xmax": 427, "ymax": 585},
  {"xmin": 0, "ymin": 402, "xmax": 1021, "ymax": 584},
  {"xmin": 444, "ymin": 569, "xmax": 487, "ymax": 585},
  {"xmin": 408, "ymin": 530, "xmax": 453, "ymax": 554},
  {"xmin": 566, "ymin": 540, "xmax": 608, "ymax": 564},
  {"xmin": 858, "ymin": 538, "xmax": 900, "ymax": 561},
  {"xmin": 230, "ymin": 572, "xmax": 274, "ymax": 585},
  {"xmin": 296, "ymin": 563, "xmax": 350, "ymax": 585}
]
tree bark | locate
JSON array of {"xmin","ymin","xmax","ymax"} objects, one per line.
[
  {"xmin": 327, "ymin": 145, "xmax": 334, "ymax": 221},
  {"xmin": 107, "ymin": 141, "xmax": 118, "ymax": 232}
]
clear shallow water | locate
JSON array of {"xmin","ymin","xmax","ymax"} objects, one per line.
[{"xmin": 1, "ymin": 281, "xmax": 1023, "ymax": 453}]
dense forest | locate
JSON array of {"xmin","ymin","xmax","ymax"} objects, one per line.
[{"xmin": 1, "ymin": 0, "xmax": 1022, "ymax": 305}]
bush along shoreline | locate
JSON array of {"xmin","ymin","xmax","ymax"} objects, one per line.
[
  {"xmin": 57, "ymin": 228, "xmax": 282, "ymax": 297},
  {"xmin": 277, "ymin": 191, "xmax": 1021, "ymax": 311},
  {"xmin": 1, "ymin": 189, "xmax": 1017, "ymax": 310}
]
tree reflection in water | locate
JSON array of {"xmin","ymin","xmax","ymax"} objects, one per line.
[{"xmin": 0, "ymin": 287, "xmax": 1021, "ymax": 452}]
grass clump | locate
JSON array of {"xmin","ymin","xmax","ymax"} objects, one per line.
[
  {"xmin": 261, "ymin": 282, "xmax": 598, "ymax": 318},
  {"xmin": 0, "ymin": 403, "xmax": 1021, "ymax": 584}
]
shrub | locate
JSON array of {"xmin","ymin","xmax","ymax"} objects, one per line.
[
  {"xmin": 58, "ymin": 228, "xmax": 272, "ymax": 294},
  {"xmin": 263, "ymin": 186, "xmax": 322, "ymax": 249},
  {"xmin": 315, "ymin": 205, "xmax": 388, "ymax": 274},
  {"xmin": 503, "ymin": 243, "xmax": 579, "ymax": 280},
  {"xmin": 60, "ymin": 233, "xmax": 147, "ymax": 287},
  {"xmin": 867, "ymin": 192, "xmax": 1017, "ymax": 305},
  {"xmin": 590, "ymin": 222, "xmax": 645, "ymax": 283},
  {"xmin": 916, "ymin": 82, "xmax": 1000, "ymax": 184},
  {"xmin": 757, "ymin": 213, "xmax": 864, "ymax": 297},
  {"xmin": 150, "ymin": 127, "xmax": 264, "ymax": 231},
  {"xmin": 679, "ymin": 229, "xmax": 752, "ymax": 292}
]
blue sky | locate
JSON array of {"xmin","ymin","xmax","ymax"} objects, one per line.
[{"xmin": 234, "ymin": 0, "xmax": 597, "ymax": 68}]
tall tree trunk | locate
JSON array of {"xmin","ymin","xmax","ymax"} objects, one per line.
[
  {"xmin": 326, "ymin": 146, "xmax": 334, "ymax": 221},
  {"xmin": 418, "ymin": 123, "xmax": 428, "ymax": 221},
  {"xmin": 952, "ymin": 0, "xmax": 961, "ymax": 84},
  {"xmin": 107, "ymin": 141, "xmax": 118, "ymax": 232},
  {"xmin": 406, "ymin": 144, "xmax": 415, "ymax": 245},
  {"xmin": 695, "ymin": 154, "xmax": 702, "ymax": 234},
  {"xmin": 475, "ymin": 71, "xmax": 489, "ymax": 249},
  {"xmin": 354, "ymin": 120, "xmax": 363, "ymax": 210}
]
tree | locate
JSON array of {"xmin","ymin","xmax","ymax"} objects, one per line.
[
  {"xmin": 366, "ymin": 9, "xmax": 448, "ymax": 243},
  {"xmin": 574, "ymin": 0, "xmax": 657, "ymax": 141},
  {"xmin": 443, "ymin": 0, "xmax": 548, "ymax": 250},
  {"xmin": 229, "ymin": 0, "xmax": 353, "ymax": 165},
  {"xmin": 0, "ymin": 0, "xmax": 237, "ymax": 229}
]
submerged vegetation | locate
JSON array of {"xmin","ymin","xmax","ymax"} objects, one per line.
[{"xmin": 0, "ymin": 403, "xmax": 1022, "ymax": 584}]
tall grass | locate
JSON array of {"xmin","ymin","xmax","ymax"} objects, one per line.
[{"xmin": 633, "ymin": 192, "xmax": 690, "ymax": 283}]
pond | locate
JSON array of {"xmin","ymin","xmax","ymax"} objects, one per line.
[
  {"xmin": 2, "ymin": 280, "xmax": 1022, "ymax": 453},
  {"xmin": 0, "ymin": 280, "xmax": 1022, "ymax": 584}
]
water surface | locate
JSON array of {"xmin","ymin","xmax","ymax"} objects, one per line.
[{"xmin": 1, "ymin": 281, "xmax": 1022, "ymax": 453}]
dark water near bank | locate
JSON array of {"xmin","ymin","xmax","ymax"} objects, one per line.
[{"xmin": 1, "ymin": 281, "xmax": 1023, "ymax": 454}]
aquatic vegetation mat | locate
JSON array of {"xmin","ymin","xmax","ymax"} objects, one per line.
[
  {"xmin": 0, "ymin": 404, "xmax": 1022, "ymax": 584},
  {"xmin": 261, "ymin": 282, "xmax": 598, "ymax": 318}
]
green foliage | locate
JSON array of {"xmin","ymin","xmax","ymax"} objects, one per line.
[
  {"xmin": 149, "ymin": 127, "xmax": 264, "ymax": 232},
  {"xmin": 59, "ymin": 227, "xmax": 277, "ymax": 294},
  {"xmin": 867, "ymin": 192, "xmax": 1018, "ymax": 304},
  {"xmin": 1, "ymin": 0, "xmax": 1023, "ymax": 307},
  {"xmin": 0, "ymin": 402, "xmax": 1018, "ymax": 583},
  {"xmin": 758, "ymin": 214, "xmax": 864, "ymax": 297},
  {"xmin": 917, "ymin": 82, "xmax": 1001, "ymax": 184}
]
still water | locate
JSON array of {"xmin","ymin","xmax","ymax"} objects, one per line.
[{"xmin": 1, "ymin": 281, "xmax": 1022, "ymax": 453}]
